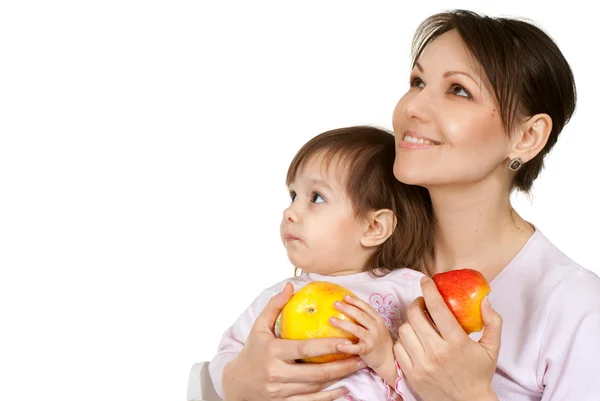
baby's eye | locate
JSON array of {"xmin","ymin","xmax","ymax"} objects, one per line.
[
  {"xmin": 289, "ymin": 191, "xmax": 297, "ymax": 202},
  {"xmin": 311, "ymin": 193, "xmax": 325, "ymax": 203},
  {"xmin": 449, "ymin": 84, "xmax": 470, "ymax": 98},
  {"xmin": 410, "ymin": 76, "xmax": 425, "ymax": 88}
]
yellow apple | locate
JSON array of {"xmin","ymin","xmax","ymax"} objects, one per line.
[{"xmin": 280, "ymin": 281, "xmax": 358, "ymax": 363}]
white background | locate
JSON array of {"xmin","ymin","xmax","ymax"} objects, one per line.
[{"xmin": 1, "ymin": 1, "xmax": 598, "ymax": 400}]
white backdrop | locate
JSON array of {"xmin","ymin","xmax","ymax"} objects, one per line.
[{"xmin": 1, "ymin": 1, "xmax": 598, "ymax": 400}]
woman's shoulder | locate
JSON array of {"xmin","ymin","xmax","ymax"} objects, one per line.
[
  {"xmin": 559, "ymin": 266, "xmax": 600, "ymax": 305},
  {"xmin": 513, "ymin": 229, "xmax": 600, "ymax": 305},
  {"xmin": 509, "ymin": 229, "xmax": 594, "ymax": 275},
  {"xmin": 491, "ymin": 229, "xmax": 599, "ymax": 315}
]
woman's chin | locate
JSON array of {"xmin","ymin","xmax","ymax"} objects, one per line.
[{"xmin": 393, "ymin": 164, "xmax": 426, "ymax": 186}]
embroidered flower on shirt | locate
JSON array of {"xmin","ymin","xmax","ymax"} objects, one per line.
[{"xmin": 368, "ymin": 293, "xmax": 401, "ymax": 330}]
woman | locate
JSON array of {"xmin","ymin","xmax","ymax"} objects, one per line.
[
  {"xmin": 389, "ymin": 9, "xmax": 600, "ymax": 401},
  {"xmin": 217, "ymin": 9, "xmax": 600, "ymax": 401}
]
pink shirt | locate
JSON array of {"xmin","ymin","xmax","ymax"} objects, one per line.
[
  {"xmin": 208, "ymin": 229, "xmax": 600, "ymax": 400},
  {"xmin": 471, "ymin": 229, "xmax": 600, "ymax": 400},
  {"xmin": 208, "ymin": 268, "xmax": 425, "ymax": 401}
]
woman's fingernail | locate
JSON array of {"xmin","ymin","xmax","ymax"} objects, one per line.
[
  {"xmin": 482, "ymin": 297, "xmax": 492, "ymax": 311},
  {"xmin": 334, "ymin": 301, "xmax": 342, "ymax": 307},
  {"xmin": 344, "ymin": 295, "xmax": 352, "ymax": 301},
  {"xmin": 329, "ymin": 317, "xmax": 338, "ymax": 324},
  {"xmin": 340, "ymin": 386, "xmax": 350, "ymax": 394}
]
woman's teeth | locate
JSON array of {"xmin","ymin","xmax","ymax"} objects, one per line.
[{"xmin": 403, "ymin": 135, "xmax": 433, "ymax": 145}]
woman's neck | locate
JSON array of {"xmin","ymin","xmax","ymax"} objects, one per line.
[{"xmin": 428, "ymin": 182, "xmax": 534, "ymax": 281}]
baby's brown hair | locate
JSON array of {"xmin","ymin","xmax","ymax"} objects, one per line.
[{"xmin": 287, "ymin": 126, "xmax": 433, "ymax": 275}]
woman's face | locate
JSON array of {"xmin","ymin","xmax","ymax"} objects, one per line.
[{"xmin": 392, "ymin": 30, "xmax": 513, "ymax": 188}]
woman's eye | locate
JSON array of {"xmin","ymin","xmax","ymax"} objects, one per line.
[
  {"xmin": 410, "ymin": 77, "xmax": 425, "ymax": 88},
  {"xmin": 289, "ymin": 191, "xmax": 296, "ymax": 202},
  {"xmin": 311, "ymin": 193, "xmax": 325, "ymax": 203},
  {"xmin": 449, "ymin": 84, "xmax": 470, "ymax": 98}
]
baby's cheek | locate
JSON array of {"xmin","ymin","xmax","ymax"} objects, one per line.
[{"xmin": 279, "ymin": 221, "xmax": 286, "ymax": 244}]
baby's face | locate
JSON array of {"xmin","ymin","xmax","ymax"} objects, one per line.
[{"xmin": 281, "ymin": 155, "xmax": 369, "ymax": 276}]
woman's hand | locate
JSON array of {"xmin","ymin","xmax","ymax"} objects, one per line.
[
  {"xmin": 330, "ymin": 295, "xmax": 397, "ymax": 385},
  {"xmin": 222, "ymin": 283, "xmax": 366, "ymax": 401},
  {"xmin": 393, "ymin": 276, "xmax": 503, "ymax": 401}
]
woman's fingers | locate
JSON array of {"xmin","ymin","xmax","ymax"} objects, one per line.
[
  {"xmin": 276, "ymin": 352, "xmax": 365, "ymax": 383},
  {"xmin": 261, "ymin": 363, "xmax": 352, "ymax": 399},
  {"xmin": 274, "ymin": 337, "xmax": 357, "ymax": 361},
  {"xmin": 265, "ymin": 377, "xmax": 346, "ymax": 399},
  {"xmin": 406, "ymin": 297, "xmax": 444, "ymax": 350},
  {"xmin": 478, "ymin": 297, "xmax": 503, "ymax": 358},
  {"xmin": 397, "ymin": 321, "xmax": 424, "ymax": 366},
  {"xmin": 286, "ymin": 385, "xmax": 350, "ymax": 401},
  {"xmin": 252, "ymin": 282, "xmax": 295, "ymax": 335},
  {"xmin": 420, "ymin": 276, "xmax": 465, "ymax": 341},
  {"xmin": 393, "ymin": 338, "xmax": 413, "ymax": 373}
]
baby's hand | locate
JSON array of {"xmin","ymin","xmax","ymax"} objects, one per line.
[{"xmin": 329, "ymin": 295, "xmax": 394, "ymax": 372}]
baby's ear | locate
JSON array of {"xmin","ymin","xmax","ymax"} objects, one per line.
[{"xmin": 360, "ymin": 209, "xmax": 396, "ymax": 248}]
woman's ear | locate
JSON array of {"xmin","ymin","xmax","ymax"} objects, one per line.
[
  {"xmin": 360, "ymin": 209, "xmax": 397, "ymax": 248},
  {"xmin": 509, "ymin": 113, "xmax": 553, "ymax": 163}
]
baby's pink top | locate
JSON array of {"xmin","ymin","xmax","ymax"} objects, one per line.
[
  {"xmin": 470, "ymin": 229, "xmax": 600, "ymax": 400},
  {"xmin": 208, "ymin": 268, "xmax": 425, "ymax": 401}
]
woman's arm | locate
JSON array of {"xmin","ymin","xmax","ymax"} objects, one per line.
[
  {"xmin": 393, "ymin": 277, "xmax": 503, "ymax": 401},
  {"xmin": 538, "ymin": 269, "xmax": 600, "ymax": 400},
  {"xmin": 216, "ymin": 283, "xmax": 365, "ymax": 401}
]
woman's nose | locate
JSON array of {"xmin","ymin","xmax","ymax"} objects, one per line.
[{"xmin": 395, "ymin": 90, "xmax": 433, "ymax": 124}]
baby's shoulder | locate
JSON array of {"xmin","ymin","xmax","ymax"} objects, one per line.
[
  {"xmin": 380, "ymin": 268, "xmax": 426, "ymax": 289},
  {"xmin": 259, "ymin": 274, "xmax": 311, "ymax": 297},
  {"xmin": 367, "ymin": 268, "xmax": 426, "ymax": 302}
]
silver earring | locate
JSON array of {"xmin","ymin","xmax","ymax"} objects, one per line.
[{"xmin": 508, "ymin": 157, "xmax": 523, "ymax": 171}]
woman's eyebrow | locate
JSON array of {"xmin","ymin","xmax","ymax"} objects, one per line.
[
  {"xmin": 443, "ymin": 70, "xmax": 478, "ymax": 84},
  {"xmin": 415, "ymin": 61, "xmax": 478, "ymax": 84}
]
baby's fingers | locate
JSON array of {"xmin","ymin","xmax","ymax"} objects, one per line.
[
  {"xmin": 334, "ymin": 299, "xmax": 376, "ymax": 329},
  {"xmin": 329, "ymin": 316, "xmax": 367, "ymax": 340},
  {"xmin": 335, "ymin": 341, "xmax": 365, "ymax": 355},
  {"xmin": 341, "ymin": 295, "xmax": 381, "ymax": 321}
]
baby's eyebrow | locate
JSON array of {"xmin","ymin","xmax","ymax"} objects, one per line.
[{"xmin": 309, "ymin": 178, "xmax": 332, "ymax": 191}]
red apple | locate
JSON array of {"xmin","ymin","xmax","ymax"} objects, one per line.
[{"xmin": 432, "ymin": 268, "xmax": 491, "ymax": 334}]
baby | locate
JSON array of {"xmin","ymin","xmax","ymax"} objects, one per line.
[{"xmin": 209, "ymin": 126, "xmax": 432, "ymax": 400}]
